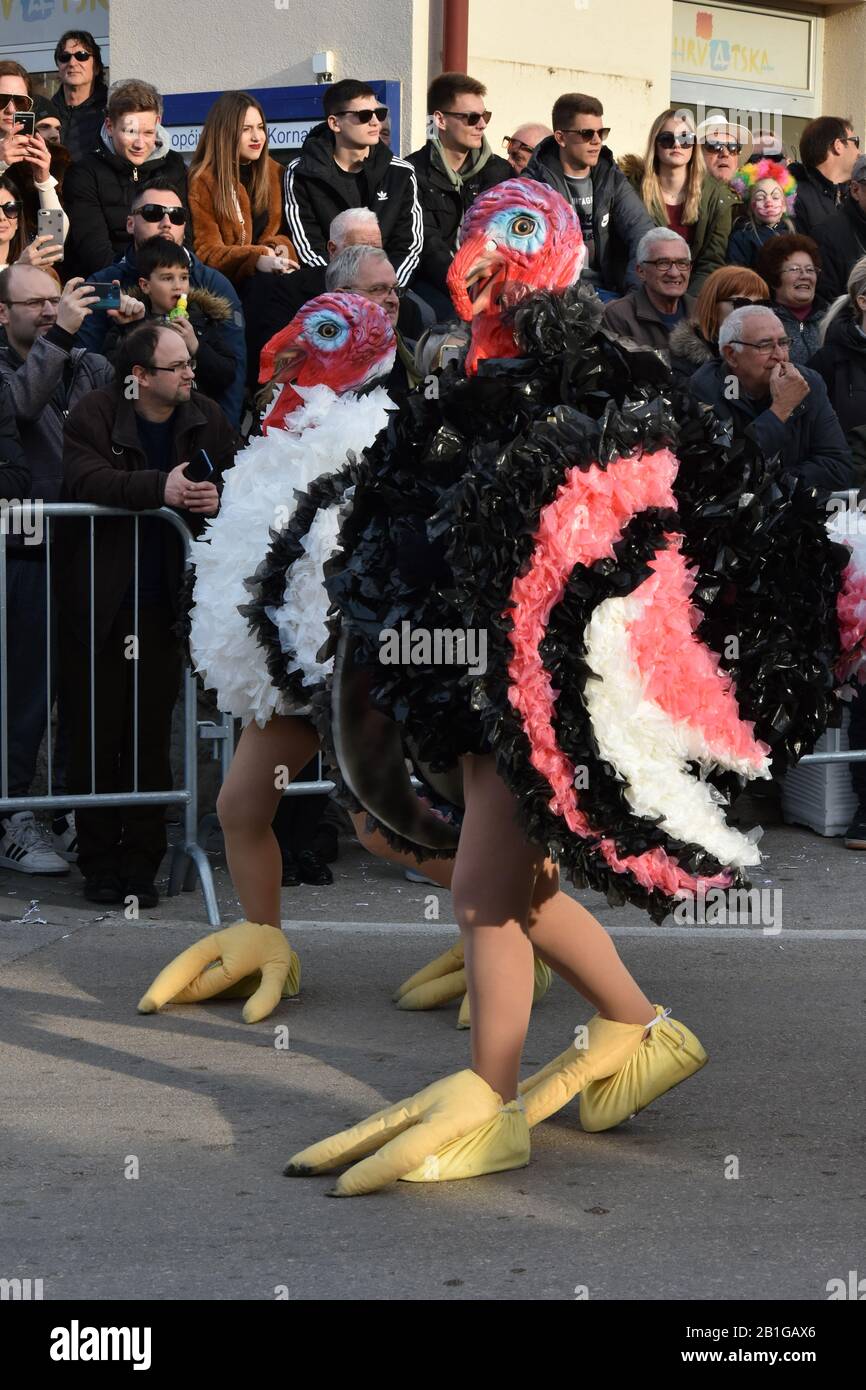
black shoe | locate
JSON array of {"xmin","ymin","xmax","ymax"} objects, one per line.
[
  {"xmin": 844, "ymin": 812, "xmax": 866, "ymax": 849},
  {"xmin": 296, "ymin": 849, "xmax": 333, "ymax": 886},
  {"xmin": 281, "ymin": 854, "xmax": 300, "ymax": 888},
  {"xmin": 84, "ymin": 874, "xmax": 124, "ymax": 905},
  {"xmin": 125, "ymin": 880, "xmax": 159, "ymax": 909}
]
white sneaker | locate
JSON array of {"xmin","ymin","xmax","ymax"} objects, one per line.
[
  {"xmin": 51, "ymin": 811, "xmax": 78, "ymax": 863},
  {"xmin": 0, "ymin": 811, "xmax": 70, "ymax": 875},
  {"xmin": 403, "ymin": 867, "xmax": 440, "ymax": 887}
]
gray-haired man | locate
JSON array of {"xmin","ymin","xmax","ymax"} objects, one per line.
[
  {"xmin": 689, "ymin": 303, "xmax": 851, "ymax": 491},
  {"xmin": 602, "ymin": 228, "xmax": 696, "ymax": 352}
]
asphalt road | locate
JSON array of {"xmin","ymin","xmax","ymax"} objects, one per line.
[{"xmin": 1, "ymin": 826, "xmax": 864, "ymax": 1301}]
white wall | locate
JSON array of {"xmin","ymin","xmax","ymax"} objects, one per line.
[
  {"xmin": 468, "ymin": 0, "xmax": 673, "ymax": 161},
  {"xmin": 109, "ymin": 0, "xmax": 432, "ymax": 155}
]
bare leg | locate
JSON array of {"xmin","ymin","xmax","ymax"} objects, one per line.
[
  {"xmin": 217, "ymin": 715, "xmax": 319, "ymax": 928},
  {"xmin": 527, "ymin": 862, "xmax": 655, "ymax": 1026},
  {"xmin": 350, "ymin": 811, "xmax": 454, "ymax": 890},
  {"xmin": 452, "ymin": 755, "xmax": 541, "ymax": 1101}
]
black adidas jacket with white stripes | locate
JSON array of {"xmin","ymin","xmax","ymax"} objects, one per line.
[{"xmin": 284, "ymin": 123, "xmax": 423, "ymax": 286}]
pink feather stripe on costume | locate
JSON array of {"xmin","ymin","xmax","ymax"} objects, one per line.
[
  {"xmin": 506, "ymin": 450, "xmax": 734, "ymax": 895},
  {"xmin": 626, "ymin": 539, "xmax": 769, "ymax": 770}
]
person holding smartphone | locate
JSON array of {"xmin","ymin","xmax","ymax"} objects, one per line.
[
  {"xmin": 188, "ymin": 91, "xmax": 297, "ymax": 287},
  {"xmin": 0, "ymin": 62, "xmax": 69, "ymax": 261}
]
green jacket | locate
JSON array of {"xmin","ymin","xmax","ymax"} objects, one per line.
[{"xmin": 620, "ymin": 155, "xmax": 735, "ymax": 292}]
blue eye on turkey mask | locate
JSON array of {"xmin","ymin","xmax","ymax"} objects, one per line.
[{"xmin": 306, "ymin": 311, "xmax": 349, "ymax": 348}]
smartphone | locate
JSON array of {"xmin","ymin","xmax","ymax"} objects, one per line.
[
  {"xmin": 13, "ymin": 112, "xmax": 35, "ymax": 137},
  {"xmin": 37, "ymin": 207, "xmax": 65, "ymax": 255},
  {"xmin": 89, "ymin": 281, "xmax": 122, "ymax": 311},
  {"xmin": 183, "ymin": 449, "xmax": 214, "ymax": 483}
]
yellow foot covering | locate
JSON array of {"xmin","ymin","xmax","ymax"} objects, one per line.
[
  {"xmin": 394, "ymin": 941, "xmax": 552, "ymax": 1030},
  {"xmin": 137, "ymin": 921, "xmax": 299, "ymax": 1024},
  {"xmin": 518, "ymin": 1013, "xmax": 649, "ymax": 1128},
  {"xmin": 580, "ymin": 1006, "xmax": 708, "ymax": 1132},
  {"xmin": 284, "ymin": 1069, "xmax": 528, "ymax": 1196},
  {"xmin": 400, "ymin": 1100, "xmax": 529, "ymax": 1182}
]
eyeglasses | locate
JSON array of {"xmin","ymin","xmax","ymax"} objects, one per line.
[
  {"xmin": 342, "ymin": 282, "xmax": 405, "ymax": 301},
  {"xmin": 843, "ymin": 135, "xmax": 861, "ymax": 148},
  {"xmin": 780, "ymin": 264, "xmax": 817, "ymax": 276},
  {"xmin": 560, "ymin": 127, "xmax": 610, "ymax": 142},
  {"xmin": 0, "ymin": 200, "xmax": 22, "ymax": 219},
  {"xmin": 657, "ymin": 131, "xmax": 696, "ymax": 149},
  {"xmin": 58, "ymin": 50, "xmax": 93, "ymax": 64},
  {"xmin": 643, "ymin": 257, "xmax": 691, "ymax": 272},
  {"xmin": 704, "ymin": 140, "xmax": 742, "ymax": 155},
  {"xmin": 147, "ymin": 358, "xmax": 197, "ymax": 374},
  {"xmin": 3, "ymin": 295, "xmax": 61, "ymax": 308},
  {"xmin": 334, "ymin": 106, "xmax": 388, "ymax": 124},
  {"xmin": 504, "ymin": 136, "xmax": 535, "ymax": 156},
  {"xmin": 135, "ymin": 203, "xmax": 186, "ymax": 225},
  {"xmin": 0, "ymin": 93, "xmax": 33, "ymax": 113},
  {"xmin": 731, "ymin": 337, "xmax": 792, "ymax": 353},
  {"xmin": 439, "ymin": 110, "xmax": 492, "ymax": 127}
]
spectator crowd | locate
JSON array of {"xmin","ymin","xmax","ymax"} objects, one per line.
[{"xmin": 3, "ymin": 30, "xmax": 866, "ymax": 903}]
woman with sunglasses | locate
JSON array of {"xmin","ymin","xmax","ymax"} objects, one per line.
[
  {"xmin": 622, "ymin": 108, "xmax": 733, "ymax": 291},
  {"xmin": 188, "ymin": 91, "xmax": 297, "ymax": 288},
  {"xmin": 0, "ymin": 62, "xmax": 69, "ymax": 265},
  {"xmin": 667, "ymin": 264, "xmax": 770, "ymax": 388}
]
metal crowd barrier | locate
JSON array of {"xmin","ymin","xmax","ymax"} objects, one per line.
[{"xmin": 0, "ymin": 503, "xmax": 221, "ymax": 925}]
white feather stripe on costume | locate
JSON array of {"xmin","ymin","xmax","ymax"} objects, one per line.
[
  {"xmin": 583, "ymin": 589, "xmax": 766, "ymax": 870},
  {"xmin": 265, "ymin": 498, "xmax": 345, "ymax": 686},
  {"xmin": 188, "ymin": 383, "xmax": 393, "ymax": 725}
]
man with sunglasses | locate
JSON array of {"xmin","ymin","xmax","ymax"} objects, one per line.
[
  {"xmin": 75, "ymin": 176, "xmax": 246, "ymax": 427},
  {"xmin": 789, "ymin": 116, "xmax": 862, "ymax": 240},
  {"xmin": 406, "ymin": 71, "xmax": 511, "ymax": 316},
  {"xmin": 503, "ymin": 123, "xmax": 551, "ymax": 176},
  {"xmin": 48, "ymin": 30, "xmax": 108, "ymax": 163},
  {"xmin": 697, "ymin": 115, "xmax": 753, "ymax": 186},
  {"xmin": 525, "ymin": 92, "xmax": 653, "ymax": 299},
  {"xmin": 56, "ymin": 321, "xmax": 237, "ymax": 908},
  {"xmin": 284, "ymin": 79, "xmax": 423, "ymax": 291},
  {"xmin": 689, "ymin": 303, "xmax": 851, "ymax": 491}
]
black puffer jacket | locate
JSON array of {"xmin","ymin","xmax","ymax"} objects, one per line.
[
  {"xmin": 49, "ymin": 82, "xmax": 109, "ymax": 163},
  {"xmin": 524, "ymin": 138, "xmax": 654, "ymax": 293},
  {"xmin": 809, "ymin": 310, "xmax": 866, "ymax": 439},
  {"xmin": 284, "ymin": 122, "xmax": 423, "ymax": 286},
  {"xmin": 789, "ymin": 161, "xmax": 848, "ymax": 241},
  {"xmin": 62, "ymin": 128, "xmax": 188, "ymax": 278},
  {"xmin": 406, "ymin": 139, "xmax": 512, "ymax": 294},
  {"xmin": 813, "ymin": 195, "xmax": 866, "ymax": 304}
]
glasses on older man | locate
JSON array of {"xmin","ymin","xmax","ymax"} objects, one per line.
[
  {"xmin": 504, "ymin": 136, "xmax": 536, "ymax": 156},
  {"xmin": 730, "ymin": 337, "xmax": 792, "ymax": 354},
  {"xmin": 643, "ymin": 257, "xmax": 691, "ymax": 272},
  {"xmin": 704, "ymin": 139, "xmax": 742, "ymax": 155},
  {"xmin": 58, "ymin": 50, "xmax": 93, "ymax": 64}
]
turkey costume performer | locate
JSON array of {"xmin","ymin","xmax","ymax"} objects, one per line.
[
  {"xmin": 282, "ymin": 179, "xmax": 864, "ymax": 1194},
  {"xmin": 139, "ymin": 293, "xmax": 459, "ymax": 1021}
]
